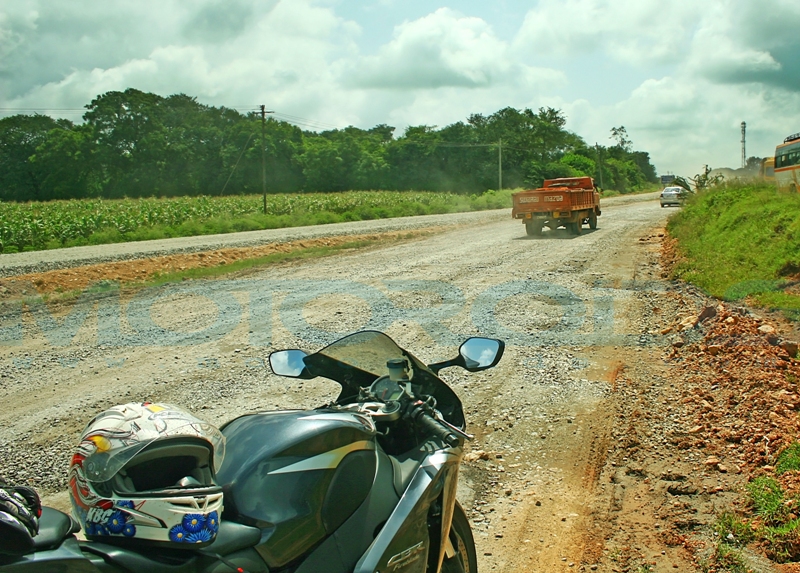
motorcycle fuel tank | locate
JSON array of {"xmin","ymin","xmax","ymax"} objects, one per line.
[{"xmin": 217, "ymin": 410, "xmax": 377, "ymax": 569}]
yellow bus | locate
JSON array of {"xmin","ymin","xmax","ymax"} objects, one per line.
[
  {"xmin": 775, "ymin": 132, "xmax": 800, "ymax": 192},
  {"xmin": 760, "ymin": 157, "xmax": 775, "ymax": 181}
]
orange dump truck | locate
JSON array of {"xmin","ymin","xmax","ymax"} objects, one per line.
[{"xmin": 511, "ymin": 176, "xmax": 601, "ymax": 236}]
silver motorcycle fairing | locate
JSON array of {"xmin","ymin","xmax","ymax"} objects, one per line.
[{"xmin": 354, "ymin": 447, "xmax": 462, "ymax": 573}]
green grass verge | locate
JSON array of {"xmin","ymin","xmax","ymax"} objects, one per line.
[
  {"xmin": 666, "ymin": 182, "xmax": 800, "ymax": 320},
  {"xmin": 0, "ymin": 188, "xmax": 515, "ymax": 254},
  {"xmin": 714, "ymin": 513, "xmax": 755, "ymax": 547},
  {"xmin": 708, "ymin": 543, "xmax": 753, "ymax": 573},
  {"xmin": 706, "ymin": 479, "xmax": 800, "ymax": 568},
  {"xmin": 747, "ymin": 476, "xmax": 786, "ymax": 522},
  {"xmin": 776, "ymin": 443, "xmax": 800, "ymax": 475}
]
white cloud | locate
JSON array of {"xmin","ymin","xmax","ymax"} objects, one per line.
[
  {"xmin": 0, "ymin": 0, "xmax": 360, "ymax": 119},
  {"xmin": 560, "ymin": 75, "xmax": 800, "ymax": 177},
  {"xmin": 513, "ymin": 0, "xmax": 699, "ymax": 66},
  {"xmin": 684, "ymin": 3, "xmax": 783, "ymax": 84},
  {"xmin": 344, "ymin": 8, "xmax": 558, "ymax": 90}
]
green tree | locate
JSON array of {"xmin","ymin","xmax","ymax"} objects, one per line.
[
  {"xmin": 610, "ymin": 126, "xmax": 632, "ymax": 151},
  {"xmin": 31, "ymin": 124, "xmax": 99, "ymax": 199},
  {"xmin": 560, "ymin": 153, "xmax": 596, "ymax": 176},
  {"xmin": 0, "ymin": 114, "xmax": 69, "ymax": 201},
  {"xmin": 83, "ymin": 88, "xmax": 166, "ymax": 197}
]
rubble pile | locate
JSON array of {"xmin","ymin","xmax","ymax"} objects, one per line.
[{"xmin": 668, "ymin": 303, "xmax": 800, "ymax": 475}]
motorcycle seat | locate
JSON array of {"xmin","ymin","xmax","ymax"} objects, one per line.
[
  {"xmin": 34, "ymin": 507, "xmax": 81, "ymax": 551},
  {"xmin": 207, "ymin": 520, "xmax": 262, "ymax": 555}
]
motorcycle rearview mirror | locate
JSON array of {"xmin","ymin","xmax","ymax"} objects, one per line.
[
  {"xmin": 460, "ymin": 338, "xmax": 504, "ymax": 370},
  {"xmin": 428, "ymin": 337, "xmax": 505, "ymax": 374},
  {"xmin": 269, "ymin": 349, "xmax": 314, "ymax": 379}
]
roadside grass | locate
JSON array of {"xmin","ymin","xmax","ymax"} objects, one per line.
[
  {"xmin": 776, "ymin": 443, "xmax": 800, "ymax": 475},
  {"xmin": 714, "ymin": 513, "xmax": 755, "ymax": 547},
  {"xmin": 666, "ymin": 182, "xmax": 800, "ymax": 320},
  {"xmin": 706, "ymin": 543, "xmax": 753, "ymax": 573},
  {"xmin": 706, "ymin": 475, "xmax": 800, "ymax": 570},
  {"xmin": 731, "ymin": 475, "xmax": 800, "ymax": 563},
  {"xmin": 0, "ymin": 188, "xmax": 515, "ymax": 254},
  {"xmin": 747, "ymin": 477, "xmax": 787, "ymax": 523}
]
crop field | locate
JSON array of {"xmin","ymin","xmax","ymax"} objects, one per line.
[{"xmin": 0, "ymin": 189, "xmax": 514, "ymax": 253}]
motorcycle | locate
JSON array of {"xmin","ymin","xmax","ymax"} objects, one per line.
[{"xmin": 0, "ymin": 330, "xmax": 504, "ymax": 573}]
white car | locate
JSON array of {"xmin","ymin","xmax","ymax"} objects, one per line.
[{"xmin": 660, "ymin": 186, "xmax": 688, "ymax": 207}]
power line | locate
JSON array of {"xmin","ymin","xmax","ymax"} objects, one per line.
[
  {"xmin": 271, "ymin": 112, "xmax": 342, "ymax": 131},
  {"xmin": 0, "ymin": 108, "xmax": 86, "ymax": 111}
]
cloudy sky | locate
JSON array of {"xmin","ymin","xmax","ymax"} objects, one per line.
[{"xmin": 2, "ymin": 0, "xmax": 800, "ymax": 177}]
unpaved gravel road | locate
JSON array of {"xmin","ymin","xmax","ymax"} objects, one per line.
[{"xmin": 1, "ymin": 193, "xmax": 709, "ymax": 572}]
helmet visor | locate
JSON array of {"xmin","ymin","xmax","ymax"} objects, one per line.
[{"xmin": 81, "ymin": 420, "xmax": 225, "ymax": 483}]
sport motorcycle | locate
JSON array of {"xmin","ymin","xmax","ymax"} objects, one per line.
[{"xmin": 0, "ymin": 330, "xmax": 504, "ymax": 573}]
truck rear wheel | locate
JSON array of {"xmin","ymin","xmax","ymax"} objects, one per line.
[
  {"xmin": 589, "ymin": 211, "xmax": 598, "ymax": 230},
  {"xmin": 525, "ymin": 221, "xmax": 543, "ymax": 236}
]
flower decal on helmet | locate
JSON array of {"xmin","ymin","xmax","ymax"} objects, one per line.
[
  {"xmin": 107, "ymin": 510, "xmax": 127, "ymax": 534},
  {"xmin": 167, "ymin": 512, "xmax": 219, "ymax": 544},
  {"xmin": 186, "ymin": 529, "xmax": 213, "ymax": 544},
  {"xmin": 169, "ymin": 525, "xmax": 188, "ymax": 543},
  {"xmin": 182, "ymin": 513, "xmax": 206, "ymax": 533},
  {"xmin": 89, "ymin": 523, "xmax": 110, "ymax": 536},
  {"xmin": 206, "ymin": 511, "xmax": 219, "ymax": 533},
  {"xmin": 84, "ymin": 500, "xmax": 137, "ymax": 538}
]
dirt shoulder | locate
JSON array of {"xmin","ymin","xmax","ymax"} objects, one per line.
[{"xmin": 585, "ymin": 236, "xmax": 800, "ymax": 573}]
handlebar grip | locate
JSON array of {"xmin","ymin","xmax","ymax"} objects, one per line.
[{"xmin": 409, "ymin": 406, "xmax": 461, "ymax": 448}]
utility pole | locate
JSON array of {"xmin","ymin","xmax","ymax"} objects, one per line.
[
  {"xmin": 741, "ymin": 121, "xmax": 747, "ymax": 169},
  {"xmin": 595, "ymin": 143, "xmax": 604, "ymax": 188},
  {"xmin": 498, "ymin": 138, "xmax": 502, "ymax": 192},
  {"xmin": 261, "ymin": 105, "xmax": 267, "ymax": 214},
  {"xmin": 260, "ymin": 105, "xmax": 274, "ymax": 214}
]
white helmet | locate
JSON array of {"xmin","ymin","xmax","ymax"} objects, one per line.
[{"xmin": 69, "ymin": 403, "xmax": 225, "ymax": 547}]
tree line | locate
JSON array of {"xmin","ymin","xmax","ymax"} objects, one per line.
[{"xmin": 0, "ymin": 88, "xmax": 657, "ymax": 202}]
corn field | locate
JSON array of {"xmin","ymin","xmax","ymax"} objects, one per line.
[{"xmin": 0, "ymin": 190, "xmax": 512, "ymax": 253}]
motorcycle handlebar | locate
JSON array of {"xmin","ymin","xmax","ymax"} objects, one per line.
[{"xmin": 407, "ymin": 403, "xmax": 462, "ymax": 448}]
